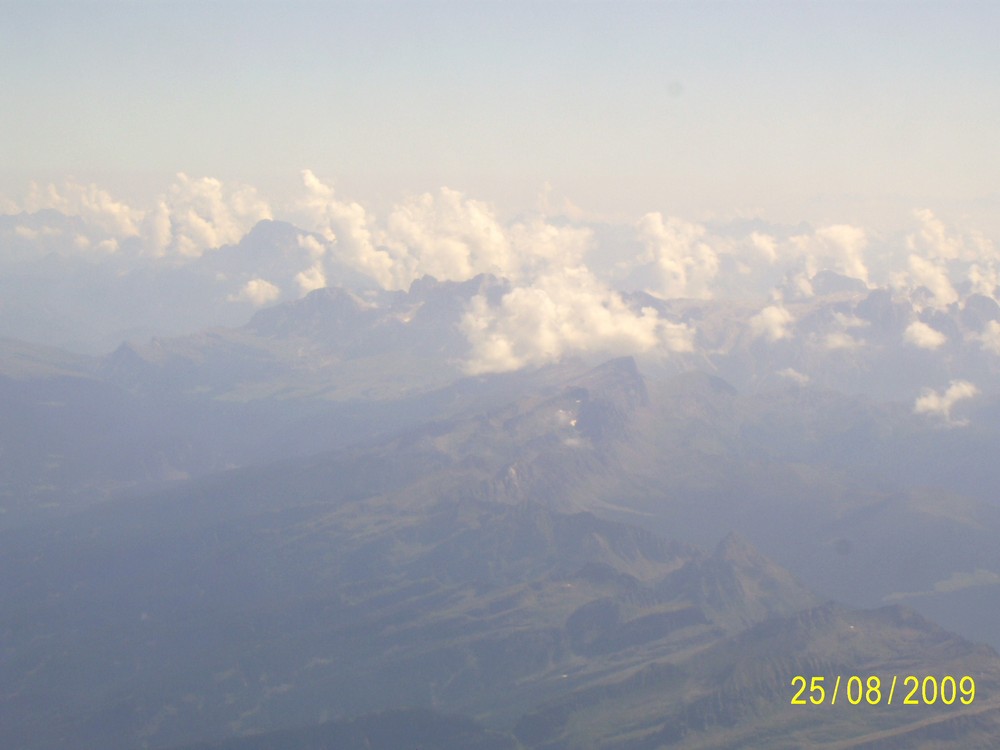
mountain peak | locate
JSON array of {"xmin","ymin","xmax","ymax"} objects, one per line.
[
  {"xmin": 569, "ymin": 356, "xmax": 648, "ymax": 406},
  {"xmin": 713, "ymin": 531, "xmax": 761, "ymax": 565}
]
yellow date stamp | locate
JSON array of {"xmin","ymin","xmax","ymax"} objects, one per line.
[{"xmin": 791, "ymin": 675, "xmax": 976, "ymax": 706}]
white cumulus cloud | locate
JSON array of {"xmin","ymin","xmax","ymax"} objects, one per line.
[
  {"xmin": 789, "ymin": 224, "xmax": 870, "ymax": 285},
  {"xmin": 380, "ymin": 187, "xmax": 515, "ymax": 284},
  {"xmin": 295, "ymin": 262, "xmax": 327, "ymax": 295},
  {"xmin": 157, "ymin": 174, "xmax": 272, "ymax": 258},
  {"xmin": 637, "ymin": 213, "xmax": 719, "ymax": 299},
  {"xmin": 749, "ymin": 304, "xmax": 794, "ymax": 342},
  {"xmin": 907, "ymin": 208, "xmax": 964, "ymax": 261},
  {"xmin": 295, "ymin": 170, "xmax": 396, "ymax": 288},
  {"xmin": 460, "ymin": 267, "xmax": 692, "ymax": 374},
  {"xmin": 24, "ymin": 180, "xmax": 142, "ymax": 238},
  {"xmin": 972, "ymin": 320, "xmax": 1000, "ymax": 355},
  {"xmin": 913, "ymin": 380, "xmax": 979, "ymax": 425},
  {"xmin": 903, "ymin": 320, "xmax": 948, "ymax": 350},
  {"xmin": 228, "ymin": 277, "xmax": 281, "ymax": 306},
  {"xmin": 904, "ymin": 254, "xmax": 959, "ymax": 309}
]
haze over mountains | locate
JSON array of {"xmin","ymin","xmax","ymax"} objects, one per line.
[
  {"xmin": 3, "ymin": 175, "xmax": 999, "ymax": 393},
  {"xmin": 4, "ymin": 182, "xmax": 1000, "ymax": 748}
]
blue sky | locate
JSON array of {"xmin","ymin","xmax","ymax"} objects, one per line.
[{"xmin": 2, "ymin": 1, "xmax": 998, "ymax": 227}]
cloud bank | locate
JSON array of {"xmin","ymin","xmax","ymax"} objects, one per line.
[{"xmin": 5, "ymin": 173, "xmax": 1000, "ymax": 380}]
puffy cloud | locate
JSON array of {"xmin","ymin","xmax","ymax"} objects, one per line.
[
  {"xmin": 460, "ymin": 267, "xmax": 692, "ymax": 374},
  {"xmin": 902, "ymin": 210, "xmax": 998, "ymax": 302},
  {"xmin": 295, "ymin": 170, "xmax": 396, "ymax": 287},
  {"xmin": 749, "ymin": 232, "xmax": 778, "ymax": 263},
  {"xmin": 781, "ymin": 271, "xmax": 815, "ymax": 300},
  {"xmin": 904, "ymin": 254, "xmax": 959, "ymax": 308},
  {"xmin": 157, "ymin": 174, "xmax": 272, "ymax": 258},
  {"xmin": 637, "ymin": 213, "xmax": 719, "ymax": 299},
  {"xmin": 508, "ymin": 219, "xmax": 592, "ymax": 279},
  {"xmin": 228, "ymin": 278, "xmax": 281, "ymax": 306},
  {"xmin": 20, "ymin": 175, "xmax": 272, "ymax": 259},
  {"xmin": 297, "ymin": 233, "xmax": 327, "ymax": 259},
  {"xmin": 143, "ymin": 200, "xmax": 173, "ymax": 256},
  {"xmin": 749, "ymin": 304, "xmax": 794, "ymax": 342},
  {"xmin": 903, "ymin": 320, "xmax": 947, "ymax": 350},
  {"xmin": 972, "ymin": 320, "xmax": 1000, "ymax": 355},
  {"xmin": 968, "ymin": 263, "xmax": 999, "ymax": 298},
  {"xmin": 292, "ymin": 175, "xmax": 598, "ymax": 294},
  {"xmin": 24, "ymin": 180, "xmax": 142, "ymax": 238},
  {"xmin": 295, "ymin": 262, "xmax": 327, "ymax": 295},
  {"xmin": 380, "ymin": 187, "xmax": 515, "ymax": 284},
  {"xmin": 790, "ymin": 224, "xmax": 870, "ymax": 284},
  {"xmin": 913, "ymin": 380, "xmax": 979, "ymax": 425},
  {"xmin": 907, "ymin": 208, "xmax": 964, "ymax": 261}
]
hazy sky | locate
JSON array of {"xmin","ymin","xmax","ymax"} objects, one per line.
[{"xmin": 2, "ymin": 1, "xmax": 998, "ymax": 227}]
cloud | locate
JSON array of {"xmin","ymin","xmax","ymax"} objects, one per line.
[
  {"xmin": 228, "ymin": 278, "xmax": 281, "ymax": 306},
  {"xmin": 749, "ymin": 232, "xmax": 778, "ymax": 263},
  {"xmin": 292, "ymin": 176, "xmax": 599, "ymax": 295},
  {"xmin": 460, "ymin": 267, "xmax": 692, "ymax": 374},
  {"xmin": 508, "ymin": 219, "xmax": 592, "ymax": 279},
  {"xmin": 903, "ymin": 320, "xmax": 947, "ymax": 350},
  {"xmin": 902, "ymin": 210, "xmax": 998, "ymax": 302},
  {"xmin": 777, "ymin": 367, "xmax": 810, "ymax": 384},
  {"xmin": 790, "ymin": 224, "xmax": 870, "ymax": 284},
  {"xmin": 24, "ymin": 180, "xmax": 142, "ymax": 238},
  {"xmin": 156, "ymin": 174, "xmax": 272, "ymax": 258},
  {"xmin": 295, "ymin": 262, "xmax": 327, "ymax": 295},
  {"xmin": 13, "ymin": 225, "xmax": 59, "ymax": 241},
  {"xmin": 904, "ymin": 254, "xmax": 959, "ymax": 309},
  {"xmin": 913, "ymin": 380, "xmax": 979, "ymax": 425},
  {"xmin": 822, "ymin": 332, "xmax": 860, "ymax": 350},
  {"xmin": 297, "ymin": 233, "xmax": 327, "ymax": 259},
  {"xmin": 637, "ymin": 213, "xmax": 719, "ymax": 299},
  {"xmin": 19, "ymin": 175, "xmax": 273, "ymax": 259},
  {"xmin": 972, "ymin": 320, "xmax": 1000, "ymax": 355},
  {"xmin": 968, "ymin": 263, "xmax": 999, "ymax": 298},
  {"xmin": 295, "ymin": 170, "xmax": 396, "ymax": 287},
  {"xmin": 907, "ymin": 208, "xmax": 964, "ymax": 261},
  {"xmin": 749, "ymin": 304, "xmax": 794, "ymax": 342},
  {"xmin": 380, "ymin": 187, "xmax": 515, "ymax": 284}
]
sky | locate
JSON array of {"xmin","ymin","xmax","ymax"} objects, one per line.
[{"xmin": 2, "ymin": 1, "xmax": 998, "ymax": 230}]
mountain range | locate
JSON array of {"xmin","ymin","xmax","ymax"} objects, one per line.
[{"xmin": 4, "ymin": 215, "xmax": 1000, "ymax": 748}]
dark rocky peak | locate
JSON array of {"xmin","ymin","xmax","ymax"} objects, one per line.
[
  {"xmin": 403, "ymin": 273, "xmax": 508, "ymax": 316},
  {"xmin": 99, "ymin": 340, "xmax": 156, "ymax": 385},
  {"xmin": 811, "ymin": 269, "xmax": 868, "ymax": 296},
  {"xmin": 854, "ymin": 287, "xmax": 912, "ymax": 335},
  {"xmin": 919, "ymin": 306, "xmax": 962, "ymax": 342},
  {"xmin": 568, "ymin": 356, "xmax": 648, "ymax": 408},
  {"xmin": 961, "ymin": 293, "xmax": 1000, "ymax": 330},
  {"xmin": 245, "ymin": 285, "xmax": 381, "ymax": 338},
  {"xmin": 564, "ymin": 357, "xmax": 649, "ymax": 443},
  {"xmin": 240, "ymin": 218, "xmax": 300, "ymax": 247}
]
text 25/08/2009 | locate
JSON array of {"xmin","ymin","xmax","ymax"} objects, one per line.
[{"xmin": 791, "ymin": 675, "xmax": 975, "ymax": 706}]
